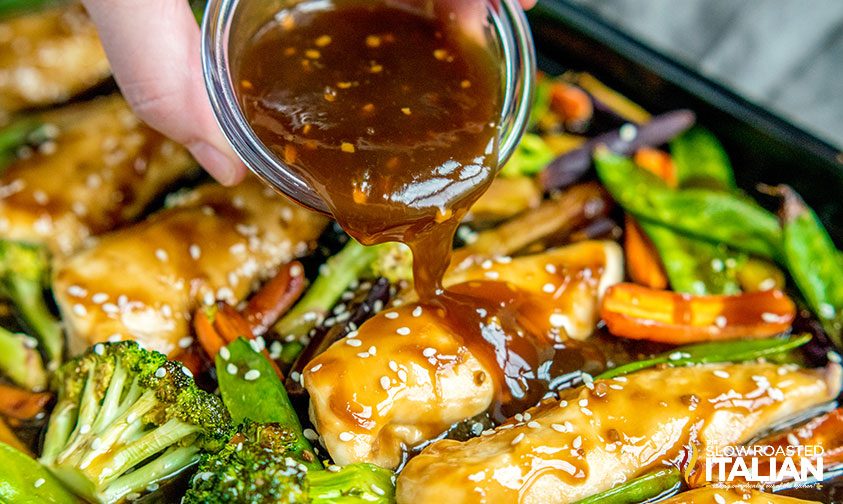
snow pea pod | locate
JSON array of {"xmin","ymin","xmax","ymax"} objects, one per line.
[
  {"xmin": 0, "ymin": 442, "xmax": 77, "ymax": 504},
  {"xmin": 216, "ymin": 338, "xmax": 321, "ymax": 469},
  {"xmin": 641, "ymin": 220, "xmax": 743, "ymax": 295},
  {"xmin": 773, "ymin": 185, "xmax": 843, "ymax": 346},
  {"xmin": 597, "ymin": 334, "xmax": 810, "ymax": 380},
  {"xmin": 595, "ymin": 150, "xmax": 782, "ymax": 260},
  {"xmin": 574, "ymin": 467, "xmax": 681, "ymax": 504},
  {"xmin": 670, "ymin": 126, "xmax": 736, "ymax": 190}
]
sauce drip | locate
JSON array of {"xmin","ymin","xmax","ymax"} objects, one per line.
[
  {"xmin": 237, "ymin": 0, "xmax": 502, "ymax": 299},
  {"xmin": 238, "ymin": 0, "xmax": 604, "ymax": 422}
]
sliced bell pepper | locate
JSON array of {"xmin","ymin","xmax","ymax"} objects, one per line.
[
  {"xmin": 601, "ymin": 283, "xmax": 796, "ymax": 344},
  {"xmin": 0, "ymin": 383, "xmax": 52, "ymax": 420}
]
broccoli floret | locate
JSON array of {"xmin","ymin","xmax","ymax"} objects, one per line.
[
  {"xmin": 0, "ymin": 240, "xmax": 63, "ymax": 370},
  {"xmin": 184, "ymin": 421, "xmax": 395, "ymax": 504},
  {"xmin": 39, "ymin": 341, "xmax": 232, "ymax": 504}
]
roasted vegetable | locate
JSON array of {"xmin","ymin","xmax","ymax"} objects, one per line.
[
  {"xmin": 540, "ymin": 110, "xmax": 695, "ymax": 191},
  {"xmin": 573, "ymin": 467, "xmax": 681, "ymax": 504},
  {"xmin": 0, "ymin": 241, "xmax": 63, "ymax": 369},
  {"xmin": 0, "ymin": 382, "xmax": 52, "ymax": 420},
  {"xmin": 39, "ymin": 341, "xmax": 232, "ymax": 504},
  {"xmin": 186, "ymin": 338, "xmax": 395, "ymax": 503},
  {"xmin": 216, "ymin": 338, "xmax": 317, "ymax": 468},
  {"xmin": 597, "ymin": 334, "xmax": 811, "ymax": 379},
  {"xmin": 595, "ymin": 149, "xmax": 782, "ymax": 260},
  {"xmin": 243, "ymin": 261, "xmax": 306, "ymax": 337},
  {"xmin": 275, "ymin": 240, "xmax": 389, "ymax": 341},
  {"xmin": 0, "ymin": 326, "xmax": 47, "ymax": 390},
  {"xmin": 0, "ymin": 442, "xmax": 77, "ymax": 504},
  {"xmin": 601, "ymin": 283, "xmax": 796, "ymax": 344},
  {"xmin": 0, "ymin": 117, "xmax": 46, "ymax": 167},
  {"xmin": 500, "ymin": 133, "xmax": 554, "ymax": 178},
  {"xmin": 768, "ymin": 185, "xmax": 843, "ymax": 346},
  {"xmin": 184, "ymin": 421, "xmax": 395, "ymax": 504}
]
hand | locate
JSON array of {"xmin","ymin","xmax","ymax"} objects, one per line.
[{"xmin": 82, "ymin": 0, "xmax": 536, "ymax": 186}]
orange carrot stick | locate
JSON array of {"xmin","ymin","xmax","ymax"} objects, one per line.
[
  {"xmin": 624, "ymin": 216, "xmax": 668, "ymax": 290},
  {"xmin": 601, "ymin": 283, "xmax": 796, "ymax": 344},
  {"xmin": 0, "ymin": 384, "xmax": 52, "ymax": 421},
  {"xmin": 243, "ymin": 261, "xmax": 306, "ymax": 336}
]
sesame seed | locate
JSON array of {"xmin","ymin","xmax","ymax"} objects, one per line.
[
  {"xmin": 713, "ymin": 370, "xmax": 730, "ymax": 379},
  {"xmin": 189, "ymin": 244, "xmax": 201, "ymax": 260},
  {"xmin": 527, "ymin": 421, "xmax": 540, "ymax": 429},
  {"xmin": 290, "ymin": 263, "xmax": 303, "ymax": 277},
  {"xmin": 91, "ymin": 293, "xmax": 109, "ymax": 304},
  {"xmin": 73, "ymin": 304, "xmax": 87, "ymax": 317},
  {"xmin": 356, "ymin": 352, "xmax": 370, "ymax": 358},
  {"xmin": 542, "ymin": 283, "xmax": 556, "ymax": 294},
  {"xmin": 397, "ymin": 369, "xmax": 407, "ymax": 382},
  {"xmin": 219, "ymin": 346, "xmax": 230, "ymax": 360},
  {"xmin": 93, "ymin": 344, "xmax": 105, "ymax": 355},
  {"xmin": 714, "ymin": 495, "xmax": 726, "ymax": 504},
  {"xmin": 244, "ymin": 370, "xmax": 261, "ymax": 381},
  {"xmin": 619, "ymin": 123, "xmax": 638, "ymax": 142},
  {"xmin": 573, "ymin": 436, "xmax": 582, "ymax": 449},
  {"xmin": 714, "ymin": 315, "xmax": 728, "ymax": 328},
  {"xmin": 34, "ymin": 478, "xmax": 45, "ymax": 488},
  {"xmin": 182, "ymin": 366, "xmax": 193, "ymax": 378},
  {"xmin": 559, "ymin": 400, "xmax": 568, "ymax": 408},
  {"xmin": 80, "ymin": 424, "xmax": 91, "ymax": 434},
  {"xmin": 578, "ymin": 398, "xmax": 589, "ymax": 407},
  {"xmin": 346, "ymin": 330, "xmax": 359, "ymax": 339},
  {"xmin": 761, "ymin": 312, "xmax": 783, "ymax": 323},
  {"xmin": 551, "ymin": 423, "xmax": 568, "ymax": 433},
  {"xmin": 303, "ymin": 428, "xmax": 319, "ymax": 441},
  {"xmin": 346, "ymin": 339, "xmax": 362, "ymax": 347},
  {"xmin": 154, "ymin": 367, "xmax": 167, "ymax": 378},
  {"xmin": 380, "ymin": 376, "xmax": 391, "ymax": 390},
  {"xmin": 371, "ymin": 484, "xmax": 386, "ymax": 496},
  {"xmin": 368, "ymin": 345, "xmax": 377, "ymax": 355},
  {"xmin": 327, "ymin": 464, "xmax": 341, "ymax": 472},
  {"xmin": 412, "ymin": 306, "xmax": 423, "ymax": 317},
  {"xmin": 396, "ymin": 327, "xmax": 411, "ymax": 336},
  {"xmin": 226, "ymin": 363, "xmax": 238, "ymax": 375},
  {"xmin": 511, "ymin": 433, "xmax": 525, "ymax": 445},
  {"xmin": 310, "ymin": 363, "xmax": 323, "ymax": 372},
  {"xmin": 155, "ymin": 248, "xmax": 168, "ymax": 262},
  {"xmin": 388, "ymin": 360, "xmax": 398, "ymax": 372},
  {"xmin": 339, "ymin": 431, "xmax": 354, "ymax": 442},
  {"xmin": 384, "ymin": 311, "xmax": 399, "ymax": 319},
  {"xmin": 422, "ymin": 347, "xmax": 437, "ymax": 357},
  {"xmin": 178, "ymin": 337, "xmax": 193, "ymax": 349}
]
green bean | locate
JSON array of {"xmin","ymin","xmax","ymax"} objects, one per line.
[
  {"xmin": 670, "ymin": 126, "xmax": 736, "ymax": 190},
  {"xmin": 772, "ymin": 185, "xmax": 843, "ymax": 346},
  {"xmin": 574, "ymin": 467, "xmax": 681, "ymax": 504},
  {"xmin": 597, "ymin": 334, "xmax": 811, "ymax": 380},
  {"xmin": 595, "ymin": 150, "xmax": 782, "ymax": 260},
  {"xmin": 216, "ymin": 338, "xmax": 321, "ymax": 469},
  {"xmin": 0, "ymin": 442, "xmax": 77, "ymax": 504}
]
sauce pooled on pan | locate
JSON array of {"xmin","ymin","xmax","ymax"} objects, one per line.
[{"xmin": 237, "ymin": 0, "xmax": 604, "ymax": 428}]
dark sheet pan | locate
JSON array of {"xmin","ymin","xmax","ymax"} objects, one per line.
[{"xmin": 528, "ymin": 0, "xmax": 843, "ymax": 245}]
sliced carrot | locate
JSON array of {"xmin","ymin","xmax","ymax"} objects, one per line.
[
  {"xmin": 549, "ymin": 83, "xmax": 593, "ymax": 126},
  {"xmin": 634, "ymin": 147, "xmax": 677, "ymax": 188},
  {"xmin": 194, "ymin": 302, "xmax": 284, "ymax": 380},
  {"xmin": 243, "ymin": 261, "xmax": 306, "ymax": 336},
  {"xmin": 624, "ymin": 216, "xmax": 668, "ymax": 290},
  {"xmin": 194, "ymin": 306, "xmax": 226, "ymax": 359},
  {"xmin": 0, "ymin": 416, "xmax": 30, "ymax": 455},
  {"xmin": 175, "ymin": 344, "xmax": 208, "ymax": 378},
  {"xmin": 601, "ymin": 283, "xmax": 796, "ymax": 344},
  {"xmin": 0, "ymin": 384, "xmax": 52, "ymax": 421}
]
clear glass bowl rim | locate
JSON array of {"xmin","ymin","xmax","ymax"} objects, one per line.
[{"xmin": 201, "ymin": 0, "xmax": 536, "ymax": 214}]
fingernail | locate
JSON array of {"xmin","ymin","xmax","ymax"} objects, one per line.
[{"xmin": 189, "ymin": 141, "xmax": 244, "ymax": 186}]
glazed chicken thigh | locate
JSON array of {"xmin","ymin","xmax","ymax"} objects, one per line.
[{"xmin": 54, "ymin": 177, "xmax": 327, "ymax": 356}]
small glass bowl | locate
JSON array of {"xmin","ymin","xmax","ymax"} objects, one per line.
[{"xmin": 202, "ymin": 0, "xmax": 536, "ymax": 214}]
